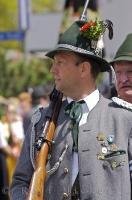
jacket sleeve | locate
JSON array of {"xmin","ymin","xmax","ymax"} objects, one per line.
[{"xmin": 10, "ymin": 124, "xmax": 34, "ymax": 200}]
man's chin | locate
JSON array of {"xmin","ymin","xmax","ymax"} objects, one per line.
[
  {"xmin": 55, "ymin": 85, "xmax": 63, "ymax": 93},
  {"xmin": 126, "ymin": 90, "xmax": 132, "ymax": 95}
]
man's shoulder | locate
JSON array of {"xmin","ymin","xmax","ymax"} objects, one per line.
[
  {"xmin": 99, "ymin": 96, "xmax": 132, "ymax": 127},
  {"xmin": 30, "ymin": 99, "xmax": 67, "ymax": 126},
  {"xmin": 99, "ymin": 96, "xmax": 132, "ymax": 116},
  {"xmin": 31, "ymin": 106, "xmax": 47, "ymax": 126}
]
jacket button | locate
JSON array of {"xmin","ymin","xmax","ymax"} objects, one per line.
[
  {"xmin": 64, "ymin": 168, "xmax": 69, "ymax": 174},
  {"xmin": 63, "ymin": 192, "xmax": 68, "ymax": 199}
]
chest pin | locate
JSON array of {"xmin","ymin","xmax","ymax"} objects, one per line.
[
  {"xmin": 97, "ymin": 133, "xmax": 106, "ymax": 141},
  {"xmin": 101, "ymin": 147, "xmax": 108, "ymax": 154},
  {"xmin": 107, "ymin": 135, "xmax": 114, "ymax": 144}
]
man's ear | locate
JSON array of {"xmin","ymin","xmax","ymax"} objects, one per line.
[{"xmin": 80, "ymin": 61, "xmax": 91, "ymax": 77}]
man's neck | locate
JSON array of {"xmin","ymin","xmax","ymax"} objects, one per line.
[
  {"xmin": 70, "ymin": 90, "xmax": 97, "ymax": 101},
  {"xmin": 66, "ymin": 84, "xmax": 97, "ymax": 101}
]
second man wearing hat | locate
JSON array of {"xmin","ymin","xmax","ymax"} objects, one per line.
[{"xmin": 111, "ymin": 33, "xmax": 132, "ymax": 104}]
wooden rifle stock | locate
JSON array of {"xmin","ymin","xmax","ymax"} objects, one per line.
[{"xmin": 27, "ymin": 89, "xmax": 63, "ymax": 200}]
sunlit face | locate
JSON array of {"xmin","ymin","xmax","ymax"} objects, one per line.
[
  {"xmin": 114, "ymin": 61, "xmax": 132, "ymax": 103},
  {"xmin": 50, "ymin": 51, "xmax": 83, "ymax": 97}
]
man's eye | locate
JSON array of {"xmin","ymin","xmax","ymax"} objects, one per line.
[
  {"xmin": 58, "ymin": 61, "xmax": 63, "ymax": 64},
  {"xmin": 55, "ymin": 61, "xmax": 64, "ymax": 65},
  {"xmin": 115, "ymin": 71, "xmax": 120, "ymax": 75},
  {"xmin": 127, "ymin": 71, "xmax": 132, "ymax": 77},
  {"xmin": 57, "ymin": 60, "xmax": 65, "ymax": 65}
]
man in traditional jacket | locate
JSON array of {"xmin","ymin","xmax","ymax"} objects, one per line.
[{"xmin": 10, "ymin": 18, "xmax": 132, "ymax": 200}]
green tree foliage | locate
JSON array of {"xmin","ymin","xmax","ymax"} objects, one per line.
[
  {"xmin": 32, "ymin": 0, "xmax": 60, "ymax": 13},
  {"xmin": 0, "ymin": 49, "xmax": 53, "ymax": 97},
  {"xmin": 0, "ymin": 0, "xmax": 18, "ymax": 31},
  {"xmin": 0, "ymin": 0, "xmax": 62, "ymax": 50},
  {"xmin": 0, "ymin": 0, "xmax": 21, "ymax": 49}
]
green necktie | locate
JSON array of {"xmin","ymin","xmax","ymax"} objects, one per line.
[{"xmin": 65, "ymin": 101, "xmax": 84, "ymax": 152}]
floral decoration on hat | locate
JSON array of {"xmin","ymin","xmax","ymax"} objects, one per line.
[
  {"xmin": 80, "ymin": 20, "xmax": 104, "ymax": 41},
  {"xmin": 80, "ymin": 19, "xmax": 113, "ymax": 56},
  {"xmin": 80, "ymin": 19, "xmax": 113, "ymax": 41}
]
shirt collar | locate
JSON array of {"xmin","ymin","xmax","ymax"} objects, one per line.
[{"xmin": 67, "ymin": 89, "xmax": 100, "ymax": 112}]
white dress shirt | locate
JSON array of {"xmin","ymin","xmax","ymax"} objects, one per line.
[{"xmin": 67, "ymin": 89, "xmax": 100, "ymax": 185}]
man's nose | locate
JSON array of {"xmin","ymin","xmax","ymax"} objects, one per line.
[
  {"xmin": 50, "ymin": 63, "xmax": 57, "ymax": 74},
  {"xmin": 50, "ymin": 64, "xmax": 54, "ymax": 73},
  {"xmin": 120, "ymin": 73, "xmax": 129, "ymax": 83}
]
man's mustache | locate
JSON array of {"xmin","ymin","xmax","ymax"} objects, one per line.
[{"xmin": 120, "ymin": 85, "xmax": 132, "ymax": 89}]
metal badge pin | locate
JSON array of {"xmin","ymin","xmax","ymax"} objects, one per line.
[
  {"xmin": 97, "ymin": 153, "xmax": 105, "ymax": 160},
  {"xmin": 107, "ymin": 135, "xmax": 114, "ymax": 144},
  {"xmin": 110, "ymin": 144, "xmax": 118, "ymax": 152},
  {"xmin": 91, "ymin": 40, "xmax": 97, "ymax": 49},
  {"xmin": 101, "ymin": 141, "xmax": 108, "ymax": 147},
  {"xmin": 101, "ymin": 147, "xmax": 108, "ymax": 154},
  {"xmin": 97, "ymin": 133, "xmax": 106, "ymax": 141},
  {"xmin": 111, "ymin": 160, "xmax": 118, "ymax": 169}
]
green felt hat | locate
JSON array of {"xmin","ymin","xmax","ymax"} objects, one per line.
[
  {"xmin": 111, "ymin": 33, "xmax": 132, "ymax": 63},
  {"xmin": 46, "ymin": 20, "xmax": 113, "ymax": 72}
]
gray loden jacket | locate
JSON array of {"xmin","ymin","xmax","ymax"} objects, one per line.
[{"xmin": 10, "ymin": 95, "xmax": 132, "ymax": 200}]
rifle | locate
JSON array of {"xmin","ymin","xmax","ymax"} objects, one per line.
[{"xmin": 27, "ymin": 88, "xmax": 63, "ymax": 200}]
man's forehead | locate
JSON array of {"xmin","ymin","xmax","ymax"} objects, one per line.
[
  {"xmin": 114, "ymin": 61, "xmax": 132, "ymax": 67},
  {"xmin": 54, "ymin": 51, "xmax": 77, "ymax": 59}
]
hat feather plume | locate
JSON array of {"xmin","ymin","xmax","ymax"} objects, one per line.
[{"xmin": 104, "ymin": 19, "xmax": 113, "ymax": 40}]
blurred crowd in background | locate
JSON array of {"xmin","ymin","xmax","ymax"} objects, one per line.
[{"xmin": 0, "ymin": 83, "xmax": 53, "ymax": 199}]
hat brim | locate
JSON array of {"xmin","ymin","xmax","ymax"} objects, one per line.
[
  {"xmin": 46, "ymin": 47, "xmax": 110, "ymax": 72},
  {"xmin": 111, "ymin": 56, "xmax": 132, "ymax": 64}
]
